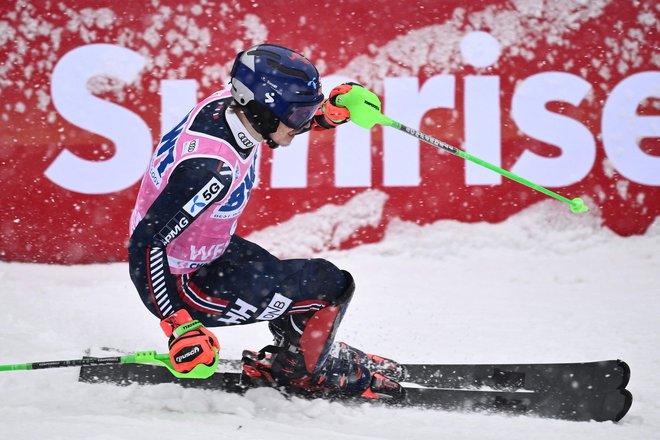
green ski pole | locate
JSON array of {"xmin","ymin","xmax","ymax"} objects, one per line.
[
  {"xmin": 335, "ymin": 85, "xmax": 588, "ymax": 214},
  {"xmin": 0, "ymin": 349, "xmax": 218, "ymax": 379}
]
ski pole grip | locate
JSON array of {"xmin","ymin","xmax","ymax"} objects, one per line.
[
  {"xmin": 124, "ymin": 349, "xmax": 218, "ymax": 379},
  {"xmin": 334, "ymin": 86, "xmax": 394, "ymax": 128}
]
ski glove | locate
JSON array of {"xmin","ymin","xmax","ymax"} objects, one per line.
[
  {"xmin": 313, "ymin": 82, "xmax": 363, "ymax": 129},
  {"xmin": 160, "ymin": 309, "xmax": 220, "ymax": 374}
]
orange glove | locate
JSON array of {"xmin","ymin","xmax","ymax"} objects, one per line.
[
  {"xmin": 160, "ymin": 309, "xmax": 220, "ymax": 373},
  {"xmin": 313, "ymin": 82, "xmax": 363, "ymax": 129}
]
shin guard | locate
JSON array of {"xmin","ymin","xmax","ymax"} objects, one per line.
[{"xmin": 271, "ymin": 271, "xmax": 355, "ymax": 378}]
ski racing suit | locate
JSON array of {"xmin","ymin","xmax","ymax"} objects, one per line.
[{"xmin": 128, "ymin": 88, "xmax": 354, "ymax": 384}]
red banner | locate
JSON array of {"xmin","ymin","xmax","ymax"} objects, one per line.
[{"xmin": 1, "ymin": 0, "xmax": 658, "ymax": 264}]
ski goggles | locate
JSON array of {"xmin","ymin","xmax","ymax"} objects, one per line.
[{"xmin": 281, "ymin": 98, "xmax": 324, "ymax": 130}]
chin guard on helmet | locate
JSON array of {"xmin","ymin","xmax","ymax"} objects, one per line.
[{"xmin": 230, "ymin": 44, "xmax": 324, "ymax": 145}]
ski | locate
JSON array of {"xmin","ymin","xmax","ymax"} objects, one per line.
[
  {"xmin": 401, "ymin": 359, "xmax": 630, "ymax": 392},
  {"xmin": 83, "ymin": 349, "xmax": 629, "ymax": 393},
  {"xmin": 78, "ymin": 360, "xmax": 632, "ymax": 422},
  {"xmin": 404, "ymin": 386, "xmax": 632, "ymax": 422},
  {"xmin": 79, "ymin": 359, "xmax": 246, "ymax": 393}
]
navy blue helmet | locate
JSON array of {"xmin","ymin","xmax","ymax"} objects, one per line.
[{"xmin": 230, "ymin": 44, "xmax": 324, "ymax": 135}]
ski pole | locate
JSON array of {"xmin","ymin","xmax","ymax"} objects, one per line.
[
  {"xmin": 335, "ymin": 86, "xmax": 588, "ymax": 214},
  {"xmin": 0, "ymin": 349, "xmax": 218, "ymax": 379}
]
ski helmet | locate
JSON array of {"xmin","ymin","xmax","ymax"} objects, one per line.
[{"xmin": 230, "ymin": 44, "xmax": 324, "ymax": 137}]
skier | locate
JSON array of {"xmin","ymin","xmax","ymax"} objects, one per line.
[{"xmin": 128, "ymin": 44, "xmax": 402, "ymax": 399}]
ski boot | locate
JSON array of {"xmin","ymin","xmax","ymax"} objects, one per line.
[
  {"xmin": 241, "ymin": 344, "xmax": 404, "ymax": 401},
  {"xmin": 331, "ymin": 342, "xmax": 405, "ymax": 382}
]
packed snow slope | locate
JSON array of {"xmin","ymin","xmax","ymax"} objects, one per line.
[{"xmin": 0, "ymin": 201, "xmax": 658, "ymax": 440}]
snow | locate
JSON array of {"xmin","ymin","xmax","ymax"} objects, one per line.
[
  {"xmin": 339, "ymin": 0, "xmax": 617, "ymax": 91},
  {"xmin": 248, "ymin": 190, "xmax": 389, "ymax": 255},
  {"xmin": 1, "ymin": 201, "xmax": 659, "ymax": 439}
]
